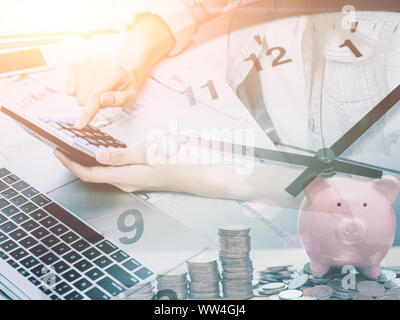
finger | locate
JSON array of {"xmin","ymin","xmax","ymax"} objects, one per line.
[
  {"xmin": 54, "ymin": 149, "xmax": 154, "ymax": 185},
  {"xmin": 100, "ymin": 86, "xmax": 137, "ymax": 108},
  {"xmin": 74, "ymin": 65, "xmax": 131, "ymax": 129},
  {"xmin": 95, "ymin": 146, "xmax": 147, "ymax": 166},
  {"xmin": 66, "ymin": 62, "xmax": 77, "ymax": 96}
]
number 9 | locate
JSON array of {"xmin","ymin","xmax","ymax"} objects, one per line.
[{"xmin": 117, "ymin": 209, "xmax": 144, "ymax": 245}]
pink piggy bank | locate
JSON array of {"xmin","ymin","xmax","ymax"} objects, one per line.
[{"xmin": 298, "ymin": 175, "xmax": 400, "ymax": 279}]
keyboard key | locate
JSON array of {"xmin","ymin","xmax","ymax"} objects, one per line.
[
  {"xmin": 39, "ymin": 216, "xmax": 58, "ymax": 228},
  {"xmin": 97, "ymin": 277, "xmax": 124, "ymax": 296},
  {"xmin": 12, "ymin": 180, "xmax": 29, "ymax": 191},
  {"xmin": 40, "ymin": 252, "xmax": 58, "ymax": 265},
  {"xmin": 85, "ymin": 268, "xmax": 104, "ymax": 281},
  {"xmin": 60, "ymin": 231, "xmax": 79, "ymax": 244},
  {"xmin": 55, "ymin": 282, "xmax": 72, "ymax": 295},
  {"xmin": 0, "ymin": 169, "xmax": 10, "ymax": 179},
  {"xmin": 20, "ymin": 202, "xmax": 38, "ymax": 214},
  {"xmin": 2, "ymin": 205, "xmax": 19, "ymax": 217},
  {"xmin": 0, "ymin": 231, "xmax": 8, "ymax": 243},
  {"xmin": 49, "ymin": 224, "xmax": 68, "ymax": 236},
  {"xmin": 93, "ymin": 256, "xmax": 112, "ymax": 269},
  {"xmin": 30, "ymin": 210, "xmax": 48, "ymax": 221},
  {"xmin": 7, "ymin": 259, "xmax": 18, "ymax": 268},
  {"xmin": 39, "ymin": 285, "xmax": 53, "ymax": 295},
  {"xmin": 17, "ymin": 268, "xmax": 29, "ymax": 277},
  {"xmin": 122, "ymin": 259, "xmax": 141, "ymax": 271},
  {"xmin": 31, "ymin": 194, "xmax": 51, "ymax": 207},
  {"xmin": 11, "ymin": 213, "xmax": 29, "ymax": 224},
  {"xmin": 50, "ymin": 295, "xmax": 61, "ymax": 300},
  {"xmin": 63, "ymin": 251, "xmax": 81, "ymax": 264},
  {"xmin": 0, "ymin": 198, "xmax": 9, "ymax": 209},
  {"xmin": 42, "ymin": 235, "xmax": 59, "ymax": 247},
  {"xmin": 0, "ymin": 239, "xmax": 17, "ymax": 252},
  {"xmin": 1, "ymin": 188, "xmax": 18, "ymax": 199},
  {"xmin": 9, "ymin": 229, "xmax": 27, "ymax": 241},
  {"xmin": 106, "ymin": 265, "xmax": 139, "ymax": 288},
  {"xmin": 28, "ymin": 276, "xmax": 40, "ymax": 286},
  {"xmin": 20, "ymin": 256, "xmax": 39, "ymax": 268},
  {"xmin": 62, "ymin": 269, "xmax": 81, "ymax": 282},
  {"xmin": 85, "ymin": 287, "xmax": 109, "ymax": 300},
  {"xmin": 31, "ymin": 227, "xmax": 49, "ymax": 239},
  {"xmin": 0, "ymin": 251, "xmax": 8, "ymax": 260},
  {"xmin": 82, "ymin": 247, "xmax": 101, "ymax": 260},
  {"xmin": 10, "ymin": 248, "xmax": 28, "ymax": 260},
  {"xmin": 30, "ymin": 244, "xmax": 48, "ymax": 257},
  {"xmin": 22, "ymin": 187, "xmax": 39, "ymax": 198},
  {"xmin": 71, "ymin": 239, "xmax": 90, "ymax": 252},
  {"xmin": 21, "ymin": 220, "xmax": 40, "ymax": 232},
  {"xmin": 0, "ymin": 221, "xmax": 17, "ymax": 233},
  {"xmin": 74, "ymin": 259, "xmax": 93, "ymax": 272},
  {"xmin": 3, "ymin": 174, "xmax": 19, "ymax": 184},
  {"xmin": 73, "ymin": 278, "xmax": 93, "ymax": 291},
  {"xmin": 52, "ymin": 243, "xmax": 70, "ymax": 255},
  {"xmin": 96, "ymin": 240, "xmax": 117, "ymax": 255},
  {"xmin": 53, "ymin": 261, "xmax": 70, "ymax": 274},
  {"xmin": 19, "ymin": 236, "xmax": 38, "ymax": 249},
  {"xmin": 0, "ymin": 214, "xmax": 6, "ymax": 225},
  {"xmin": 10, "ymin": 195, "xmax": 28, "ymax": 207},
  {"xmin": 110, "ymin": 250, "xmax": 129, "ymax": 263},
  {"xmin": 65, "ymin": 291, "xmax": 84, "ymax": 300},
  {"xmin": 31, "ymin": 264, "xmax": 45, "ymax": 277}
]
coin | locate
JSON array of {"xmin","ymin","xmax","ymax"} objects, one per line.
[
  {"xmin": 261, "ymin": 282, "xmax": 286, "ymax": 291},
  {"xmin": 310, "ymin": 285, "xmax": 334, "ymax": 299},
  {"xmin": 288, "ymin": 274, "xmax": 309, "ymax": 290},
  {"xmin": 384, "ymin": 278, "xmax": 400, "ymax": 289},
  {"xmin": 377, "ymin": 269, "xmax": 397, "ymax": 283},
  {"xmin": 351, "ymin": 292, "xmax": 373, "ymax": 300},
  {"xmin": 376, "ymin": 295, "xmax": 400, "ymax": 300},
  {"xmin": 279, "ymin": 290, "xmax": 303, "ymax": 300},
  {"xmin": 357, "ymin": 281, "xmax": 385, "ymax": 298}
]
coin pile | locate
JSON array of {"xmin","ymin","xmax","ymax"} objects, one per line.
[
  {"xmin": 156, "ymin": 269, "xmax": 188, "ymax": 300},
  {"xmin": 187, "ymin": 257, "xmax": 221, "ymax": 300},
  {"xmin": 219, "ymin": 225, "xmax": 254, "ymax": 300},
  {"xmin": 254, "ymin": 262, "xmax": 400, "ymax": 300}
]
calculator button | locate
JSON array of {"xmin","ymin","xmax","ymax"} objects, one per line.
[
  {"xmin": 74, "ymin": 259, "xmax": 93, "ymax": 272},
  {"xmin": 0, "ymin": 251, "xmax": 8, "ymax": 259},
  {"xmin": 39, "ymin": 216, "xmax": 58, "ymax": 228},
  {"xmin": 50, "ymin": 224, "xmax": 68, "ymax": 236},
  {"xmin": 20, "ymin": 256, "xmax": 39, "ymax": 268},
  {"xmin": 55, "ymin": 282, "xmax": 72, "ymax": 295},
  {"xmin": 9, "ymin": 229, "xmax": 27, "ymax": 241},
  {"xmin": 19, "ymin": 236, "xmax": 38, "ymax": 248},
  {"xmin": 85, "ymin": 287, "xmax": 109, "ymax": 300},
  {"xmin": 71, "ymin": 239, "xmax": 90, "ymax": 252},
  {"xmin": 30, "ymin": 244, "xmax": 48, "ymax": 257},
  {"xmin": 2, "ymin": 205, "xmax": 19, "ymax": 217},
  {"xmin": 97, "ymin": 277, "xmax": 124, "ymax": 296},
  {"xmin": 63, "ymin": 251, "xmax": 82, "ymax": 263},
  {"xmin": 96, "ymin": 241, "xmax": 117, "ymax": 254},
  {"xmin": 53, "ymin": 261, "xmax": 70, "ymax": 274},
  {"xmin": 0, "ymin": 214, "xmax": 7, "ymax": 224},
  {"xmin": 62, "ymin": 269, "xmax": 81, "ymax": 283},
  {"xmin": 49, "ymin": 121, "xmax": 62, "ymax": 130},
  {"xmin": 122, "ymin": 259, "xmax": 141, "ymax": 271},
  {"xmin": 28, "ymin": 276, "xmax": 40, "ymax": 286},
  {"xmin": 134, "ymin": 267, "xmax": 153, "ymax": 280},
  {"xmin": 65, "ymin": 291, "xmax": 84, "ymax": 300},
  {"xmin": 93, "ymin": 256, "xmax": 112, "ymax": 269},
  {"xmin": 40, "ymin": 252, "xmax": 58, "ymax": 265},
  {"xmin": 110, "ymin": 250, "xmax": 129, "ymax": 263},
  {"xmin": 1, "ymin": 189, "xmax": 18, "ymax": 199},
  {"xmin": 10, "ymin": 248, "xmax": 28, "ymax": 260},
  {"xmin": 10, "ymin": 195, "xmax": 28, "ymax": 207},
  {"xmin": 73, "ymin": 278, "xmax": 93, "ymax": 291},
  {"xmin": 60, "ymin": 232, "xmax": 79, "ymax": 244},
  {"xmin": 21, "ymin": 220, "xmax": 39, "ymax": 232},
  {"xmin": 0, "ymin": 169, "xmax": 11, "ymax": 178},
  {"xmin": 11, "ymin": 213, "xmax": 29, "ymax": 224},
  {"xmin": 52, "ymin": 243, "xmax": 70, "ymax": 255},
  {"xmin": 62, "ymin": 130, "xmax": 75, "ymax": 138},
  {"xmin": 31, "ymin": 227, "xmax": 49, "ymax": 239},
  {"xmin": 22, "ymin": 187, "xmax": 39, "ymax": 198},
  {"xmin": 17, "ymin": 268, "xmax": 29, "ymax": 277},
  {"xmin": 12, "ymin": 181, "xmax": 29, "ymax": 191},
  {"xmin": 20, "ymin": 202, "xmax": 38, "ymax": 214},
  {"xmin": 31, "ymin": 194, "xmax": 51, "ymax": 207},
  {"xmin": 30, "ymin": 210, "xmax": 48, "ymax": 221},
  {"xmin": 0, "ymin": 198, "xmax": 9, "ymax": 209},
  {"xmin": 41, "ymin": 235, "xmax": 60, "ymax": 247},
  {"xmin": 74, "ymin": 137, "xmax": 89, "ymax": 146},
  {"xmin": 31, "ymin": 264, "xmax": 45, "ymax": 277},
  {"xmin": 0, "ymin": 221, "xmax": 17, "ymax": 233},
  {"xmin": 0, "ymin": 231, "xmax": 8, "ymax": 243},
  {"xmin": 85, "ymin": 268, "xmax": 104, "ymax": 281},
  {"xmin": 105, "ymin": 264, "xmax": 139, "ymax": 288},
  {"xmin": 3, "ymin": 174, "xmax": 20, "ymax": 185},
  {"xmin": 82, "ymin": 247, "xmax": 101, "ymax": 260}
]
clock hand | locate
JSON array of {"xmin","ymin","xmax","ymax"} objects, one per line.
[
  {"xmin": 286, "ymin": 84, "xmax": 400, "ymax": 197},
  {"xmin": 276, "ymin": 141, "xmax": 400, "ymax": 176}
]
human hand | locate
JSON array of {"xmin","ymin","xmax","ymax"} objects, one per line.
[{"xmin": 67, "ymin": 13, "xmax": 176, "ymax": 129}]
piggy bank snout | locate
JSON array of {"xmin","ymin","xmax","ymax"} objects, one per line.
[{"xmin": 335, "ymin": 217, "xmax": 367, "ymax": 245}]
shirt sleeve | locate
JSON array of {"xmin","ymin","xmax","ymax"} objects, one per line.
[{"xmin": 160, "ymin": 0, "xmax": 231, "ymax": 55}]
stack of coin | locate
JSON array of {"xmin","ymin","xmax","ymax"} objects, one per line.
[
  {"xmin": 156, "ymin": 269, "xmax": 188, "ymax": 300},
  {"xmin": 219, "ymin": 225, "xmax": 253, "ymax": 300},
  {"xmin": 187, "ymin": 257, "xmax": 221, "ymax": 300},
  {"xmin": 254, "ymin": 263, "xmax": 400, "ymax": 300}
]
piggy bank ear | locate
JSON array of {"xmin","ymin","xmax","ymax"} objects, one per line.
[
  {"xmin": 371, "ymin": 176, "xmax": 400, "ymax": 203},
  {"xmin": 303, "ymin": 176, "xmax": 333, "ymax": 201}
]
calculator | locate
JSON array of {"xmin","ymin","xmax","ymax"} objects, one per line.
[{"xmin": 1, "ymin": 106, "xmax": 127, "ymax": 166}]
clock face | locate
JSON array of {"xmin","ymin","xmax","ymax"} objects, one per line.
[{"xmin": 226, "ymin": 1, "xmax": 400, "ymax": 198}]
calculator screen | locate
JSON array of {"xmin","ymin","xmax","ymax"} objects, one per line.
[{"xmin": 0, "ymin": 48, "xmax": 47, "ymax": 74}]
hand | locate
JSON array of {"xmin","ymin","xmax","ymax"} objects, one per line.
[{"xmin": 67, "ymin": 13, "xmax": 176, "ymax": 129}]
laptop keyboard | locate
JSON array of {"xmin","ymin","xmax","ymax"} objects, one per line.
[{"xmin": 0, "ymin": 167, "xmax": 153, "ymax": 300}]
